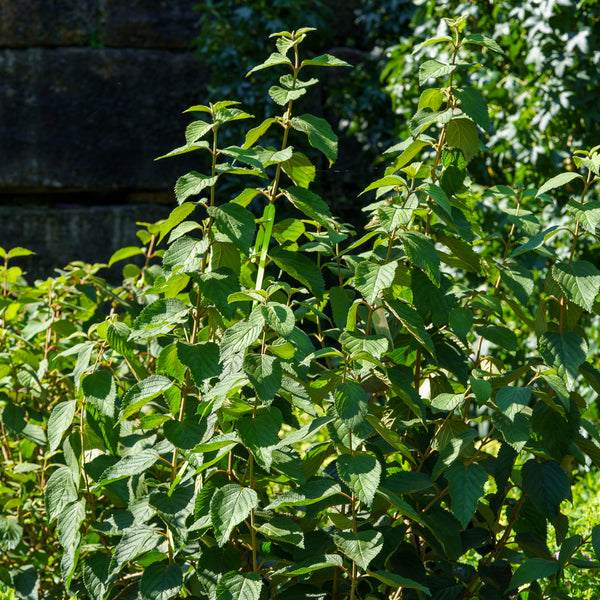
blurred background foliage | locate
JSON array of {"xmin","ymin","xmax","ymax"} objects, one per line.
[{"xmin": 194, "ymin": 0, "xmax": 600, "ymax": 204}]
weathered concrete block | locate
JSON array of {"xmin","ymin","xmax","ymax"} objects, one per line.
[
  {"xmin": 0, "ymin": 47, "xmax": 209, "ymax": 192},
  {"xmin": 0, "ymin": 0, "xmax": 100, "ymax": 48},
  {"xmin": 103, "ymin": 0, "xmax": 199, "ymax": 49},
  {"xmin": 0, "ymin": 203, "xmax": 170, "ymax": 280}
]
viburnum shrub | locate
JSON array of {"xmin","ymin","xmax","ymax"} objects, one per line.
[{"xmin": 1, "ymin": 20, "xmax": 600, "ymax": 600}]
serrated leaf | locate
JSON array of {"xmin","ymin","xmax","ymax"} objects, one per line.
[
  {"xmin": 131, "ymin": 298, "xmax": 189, "ymax": 339},
  {"xmin": 369, "ymin": 570, "xmax": 430, "ymax": 594},
  {"xmin": 258, "ymin": 516, "xmax": 304, "ymax": 548},
  {"xmin": 83, "ymin": 552, "xmax": 110, "ymax": 600},
  {"xmin": 539, "ymin": 331, "xmax": 588, "ymax": 390},
  {"xmin": 476, "ymin": 324, "xmax": 518, "ymax": 351},
  {"xmin": 108, "ymin": 246, "xmax": 144, "ymax": 268},
  {"xmin": 290, "ymin": 114, "xmax": 338, "ymax": 166},
  {"xmin": 45, "ymin": 465, "xmax": 77, "ymax": 521},
  {"xmin": 537, "ymin": 172, "xmax": 583, "ymax": 197},
  {"xmin": 419, "ymin": 182, "xmax": 451, "ymax": 215},
  {"xmin": 339, "ymin": 331, "xmax": 389, "ymax": 359},
  {"xmin": 552, "ymin": 260, "xmax": 600, "ymax": 312},
  {"xmin": 449, "ymin": 306, "xmax": 472, "ymax": 340},
  {"xmin": 98, "ymin": 449, "xmax": 159, "ymax": 485},
  {"xmin": 82, "ymin": 369, "xmax": 117, "ymax": 418},
  {"xmin": 176, "ymin": 341, "xmax": 222, "ymax": 386},
  {"xmin": 242, "ymin": 354, "xmax": 282, "ymax": 405},
  {"xmin": 386, "ymin": 299, "xmax": 436, "ymax": 356},
  {"xmin": 499, "ymin": 264, "xmax": 534, "ymax": 305},
  {"xmin": 119, "ymin": 375, "xmax": 172, "ymax": 421},
  {"xmin": 284, "ymin": 186, "xmax": 333, "ymax": 226},
  {"xmin": 592, "ymin": 524, "xmax": 600, "ymax": 561},
  {"xmin": 210, "ymin": 484, "xmax": 258, "ymax": 547},
  {"xmin": 261, "ymin": 302, "xmax": 295, "ymax": 338},
  {"xmin": 446, "ymin": 117, "xmax": 479, "ymax": 162},
  {"xmin": 334, "ymin": 530, "xmax": 383, "ymax": 570},
  {"xmin": 510, "ymin": 225, "xmax": 561, "ymax": 258},
  {"xmin": 162, "ymin": 235, "xmax": 206, "ymax": 276},
  {"xmin": 401, "ymin": 231, "xmax": 440, "ymax": 286},
  {"xmin": 410, "ymin": 107, "xmax": 453, "ymax": 137},
  {"xmin": 334, "ymin": 381, "xmax": 369, "ymax": 431},
  {"xmin": 216, "ymin": 572, "xmax": 263, "ymax": 600},
  {"xmin": 301, "ymin": 54, "xmax": 351, "ymax": 68},
  {"xmin": 0, "ymin": 514, "xmax": 23, "ymax": 551},
  {"xmin": 354, "ymin": 260, "xmax": 397, "ymax": 305},
  {"xmin": 337, "ymin": 453, "xmax": 381, "ymax": 507},
  {"xmin": 507, "ymin": 558, "xmax": 559, "ymax": 591},
  {"xmin": 174, "ymin": 171, "xmax": 218, "ymax": 204},
  {"xmin": 269, "ymin": 246, "xmax": 325, "ymax": 299},
  {"xmin": 237, "ymin": 407, "xmax": 282, "ymax": 470},
  {"xmin": 110, "ymin": 526, "xmax": 161, "ymax": 575},
  {"xmin": 57, "ymin": 499, "xmax": 85, "ymax": 552},
  {"xmin": 566, "ymin": 199, "xmax": 600, "ymax": 234},
  {"xmin": 47, "ymin": 400, "xmax": 77, "ymax": 452},
  {"xmin": 521, "ymin": 459, "xmax": 571, "ymax": 523},
  {"xmin": 155, "ymin": 141, "xmax": 210, "ymax": 161},
  {"xmin": 464, "ymin": 33, "xmax": 504, "ymax": 54},
  {"xmin": 247, "ymin": 52, "xmax": 292, "ymax": 76},
  {"xmin": 267, "ymin": 478, "xmax": 342, "ymax": 509},
  {"xmin": 418, "ymin": 88, "xmax": 444, "ymax": 111},
  {"xmin": 454, "ymin": 87, "xmax": 489, "ymax": 129},
  {"xmin": 268, "ymin": 84, "xmax": 306, "ymax": 105},
  {"xmin": 445, "ymin": 462, "xmax": 487, "ymax": 528},
  {"xmin": 220, "ymin": 309, "xmax": 265, "ymax": 360},
  {"xmin": 274, "ymin": 554, "xmax": 343, "ymax": 576},
  {"xmin": 419, "ymin": 59, "xmax": 455, "ymax": 86},
  {"xmin": 140, "ymin": 561, "xmax": 184, "ymax": 600},
  {"xmin": 360, "ymin": 175, "xmax": 407, "ymax": 195},
  {"xmin": 281, "ymin": 151, "xmax": 316, "ymax": 188},
  {"xmin": 208, "ymin": 203, "xmax": 256, "ymax": 255},
  {"xmin": 163, "ymin": 419, "xmax": 207, "ymax": 450}
]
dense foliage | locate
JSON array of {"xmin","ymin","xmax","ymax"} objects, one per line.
[{"xmin": 1, "ymin": 18, "xmax": 600, "ymax": 600}]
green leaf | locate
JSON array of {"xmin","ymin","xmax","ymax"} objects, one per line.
[
  {"xmin": 521, "ymin": 459, "xmax": 571, "ymax": 523},
  {"xmin": 339, "ymin": 331, "xmax": 389, "ymax": 359},
  {"xmin": 445, "ymin": 462, "xmax": 487, "ymax": 528},
  {"xmin": 140, "ymin": 561, "xmax": 183, "ymax": 600},
  {"xmin": 110, "ymin": 526, "xmax": 161, "ymax": 575},
  {"xmin": 476, "ymin": 325, "xmax": 518, "ymax": 352},
  {"xmin": 552, "ymin": 260, "xmax": 600, "ymax": 312},
  {"xmin": 284, "ymin": 186, "xmax": 333, "ymax": 227},
  {"xmin": 98, "ymin": 449, "xmax": 159, "ymax": 485},
  {"xmin": 155, "ymin": 141, "xmax": 210, "ymax": 161},
  {"xmin": 290, "ymin": 114, "xmax": 338, "ymax": 166},
  {"xmin": 301, "ymin": 54, "xmax": 351, "ymax": 68},
  {"xmin": 368, "ymin": 570, "xmax": 430, "ymax": 594},
  {"xmin": 119, "ymin": 375, "xmax": 172, "ymax": 421},
  {"xmin": 185, "ymin": 119, "xmax": 213, "ymax": 144},
  {"xmin": 83, "ymin": 552, "xmax": 110, "ymax": 600},
  {"xmin": 537, "ymin": 172, "xmax": 583, "ymax": 197},
  {"xmin": 499, "ymin": 264, "xmax": 534, "ymax": 305},
  {"xmin": 400, "ymin": 231, "xmax": 440, "ymax": 286},
  {"xmin": 131, "ymin": 298, "xmax": 189, "ymax": 340},
  {"xmin": 210, "ymin": 484, "xmax": 259, "ymax": 547},
  {"xmin": 0, "ymin": 515, "xmax": 23, "ymax": 551},
  {"xmin": 176, "ymin": 341, "xmax": 222, "ymax": 386},
  {"xmin": 274, "ymin": 554, "xmax": 343, "ymax": 576},
  {"xmin": 354, "ymin": 260, "xmax": 397, "ymax": 305},
  {"xmin": 334, "ymin": 530, "xmax": 383, "ymax": 570},
  {"xmin": 268, "ymin": 84, "xmax": 306, "ymax": 105},
  {"xmin": 566, "ymin": 199, "xmax": 600, "ymax": 234},
  {"xmin": 7, "ymin": 247, "xmax": 34, "ymax": 259},
  {"xmin": 419, "ymin": 182, "xmax": 451, "ymax": 215},
  {"xmin": 360, "ymin": 175, "xmax": 407, "ymax": 195},
  {"xmin": 507, "ymin": 558, "xmax": 559, "ymax": 591},
  {"xmin": 198, "ymin": 268, "xmax": 240, "ymax": 319},
  {"xmin": 242, "ymin": 354, "xmax": 283, "ymax": 405},
  {"xmin": 258, "ymin": 516, "xmax": 304, "ymax": 548},
  {"xmin": 266, "ymin": 478, "xmax": 342, "ymax": 509},
  {"xmin": 592, "ymin": 524, "xmax": 600, "ymax": 561},
  {"xmin": 220, "ymin": 309, "xmax": 265, "ymax": 360},
  {"xmin": 261, "ymin": 302, "xmax": 295, "ymax": 337},
  {"xmin": 418, "ymin": 88, "xmax": 444, "ymax": 111},
  {"xmin": 57, "ymin": 499, "xmax": 85, "ymax": 552},
  {"xmin": 449, "ymin": 306, "xmax": 473, "ymax": 340},
  {"xmin": 269, "ymin": 246, "xmax": 325, "ymax": 299},
  {"xmin": 337, "ymin": 453, "xmax": 381, "ymax": 507},
  {"xmin": 464, "ymin": 33, "xmax": 504, "ymax": 54},
  {"xmin": 243, "ymin": 118, "xmax": 277, "ymax": 148},
  {"xmin": 470, "ymin": 376, "xmax": 491, "ymax": 406},
  {"xmin": 45, "ymin": 466, "xmax": 77, "ymax": 521},
  {"xmin": 108, "ymin": 246, "xmax": 144, "ymax": 268},
  {"xmin": 496, "ymin": 386, "xmax": 531, "ymax": 419},
  {"xmin": 82, "ymin": 369, "xmax": 117, "ymax": 418},
  {"xmin": 247, "ymin": 52, "xmax": 292, "ymax": 76},
  {"xmin": 539, "ymin": 331, "xmax": 588, "ymax": 390},
  {"xmin": 454, "ymin": 87, "xmax": 489, "ymax": 130},
  {"xmin": 163, "ymin": 419, "xmax": 207, "ymax": 449},
  {"xmin": 47, "ymin": 400, "xmax": 77, "ymax": 453},
  {"xmin": 162, "ymin": 235, "xmax": 206, "ymax": 276},
  {"xmin": 419, "ymin": 59, "xmax": 455, "ymax": 86},
  {"xmin": 510, "ymin": 225, "xmax": 561, "ymax": 258},
  {"xmin": 281, "ymin": 152, "xmax": 316, "ymax": 188},
  {"xmin": 446, "ymin": 117, "xmax": 479, "ymax": 162},
  {"xmin": 237, "ymin": 407, "xmax": 282, "ymax": 470},
  {"xmin": 334, "ymin": 381, "xmax": 369, "ymax": 431},
  {"xmin": 216, "ymin": 572, "xmax": 263, "ymax": 600},
  {"xmin": 174, "ymin": 171, "xmax": 218, "ymax": 204},
  {"xmin": 208, "ymin": 203, "xmax": 256, "ymax": 255}
]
